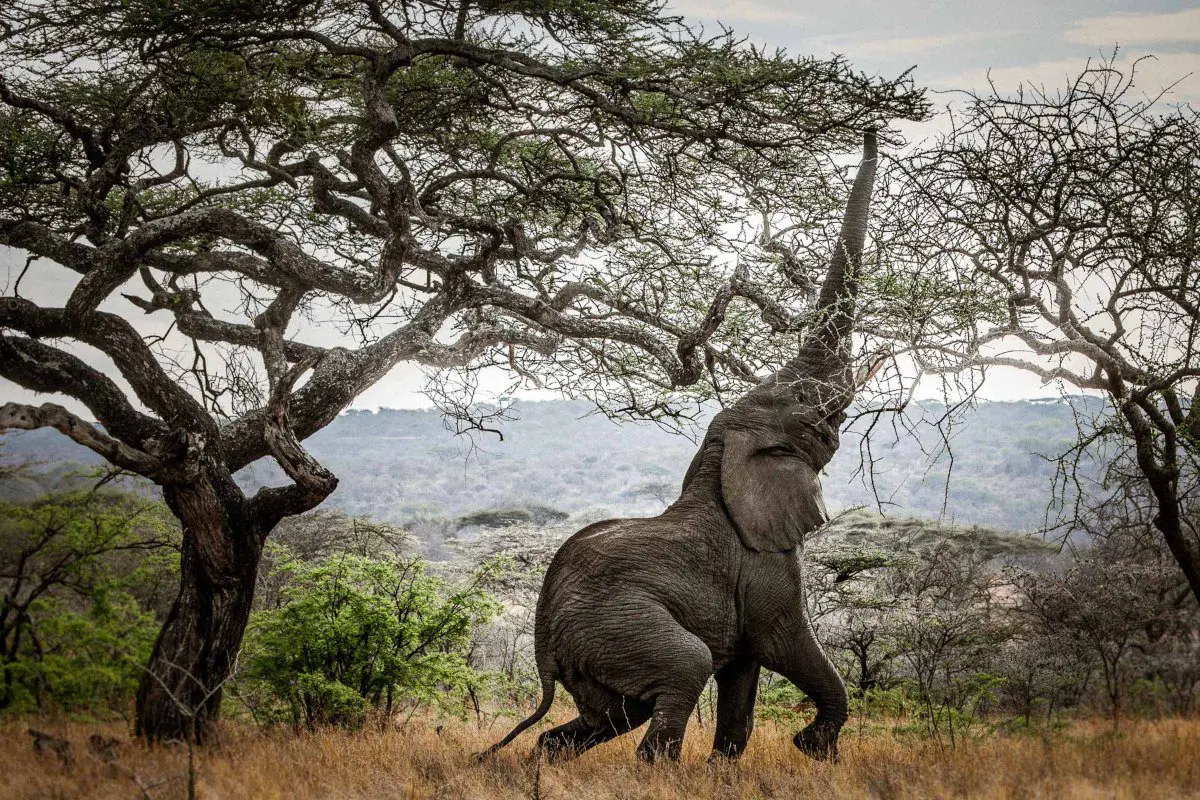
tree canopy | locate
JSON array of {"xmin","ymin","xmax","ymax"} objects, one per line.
[
  {"xmin": 890, "ymin": 59, "xmax": 1200, "ymax": 605},
  {"xmin": 0, "ymin": 0, "xmax": 926, "ymax": 474},
  {"xmin": 0, "ymin": 0, "xmax": 926, "ymax": 740}
]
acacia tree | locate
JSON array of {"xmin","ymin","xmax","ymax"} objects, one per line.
[
  {"xmin": 891, "ymin": 60, "xmax": 1200, "ymax": 605},
  {"xmin": 0, "ymin": 0, "xmax": 924, "ymax": 739},
  {"xmin": 805, "ymin": 511, "xmax": 1044, "ymax": 705},
  {"xmin": 1014, "ymin": 529, "xmax": 1192, "ymax": 724}
]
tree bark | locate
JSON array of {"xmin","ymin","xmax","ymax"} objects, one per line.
[
  {"xmin": 135, "ymin": 467, "xmax": 262, "ymax": 742},
  {"xmin": 1121, "ymin": 401, "xmax": 1200, "ymax": 609},
  {"xmin": 1147, "ymin": 482, "xmax": 1200, "ymax": 609}
]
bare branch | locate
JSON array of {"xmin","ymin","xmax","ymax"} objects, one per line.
[{"xmin": 0, "ymin": 401, "xmax": 163, "ymax": 475}]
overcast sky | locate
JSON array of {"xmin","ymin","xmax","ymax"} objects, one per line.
[
  {"xmin": 3, "ymin": 2, "xmax": 1199, "ymax": 414},
  {"xmin": 670, "ymin": 1, "xmax": 1200, "ymax": 104}
]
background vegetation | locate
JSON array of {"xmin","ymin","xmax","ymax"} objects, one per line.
[{"xmin": 3, "ymin": 425, "xmax": 1193, "ymax": 735}]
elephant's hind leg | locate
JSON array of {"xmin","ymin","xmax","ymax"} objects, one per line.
[
  {"xmin": 537, "ymin": 695, "xmax": 652, "ymax": 762},
  {"xmin": 561, "ymin": 602, "xmax": 712, "ymax": 763},
  {"xmin": 710, "ymin": 658, "xmax": 760, "ymax": 760},
  {"xmin": 633, "ymin": 628, "xmax": 713, "ymax": 762}
]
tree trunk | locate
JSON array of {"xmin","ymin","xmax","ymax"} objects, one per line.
[
  {"xmin": 1148, "ymin": 487, "xmax": 1200, "ymax": 609},
  {"xmin": 1122, "ymin": 401, "xmax": 1200, "ymax": 609},
  {"xmin": 858, "ymin": 650, "xmax": 877, "ymax": 695},
  {"xmin": 135, "ymin": 468, "xmax": 262, "ymax": 743}
]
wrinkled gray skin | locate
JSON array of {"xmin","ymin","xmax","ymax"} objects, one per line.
[{"xmin": 481, "ymin": 131, "xmax": 879, "ymax": 765}]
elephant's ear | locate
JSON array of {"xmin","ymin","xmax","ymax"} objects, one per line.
[{"xmin": 720, "ymin": 429, "xmax": 828, "ymax": 552}]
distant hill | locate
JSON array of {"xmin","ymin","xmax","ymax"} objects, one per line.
[{"xmin": 1, "ymin": 397, "xmax": 1107, "ymax": 532}]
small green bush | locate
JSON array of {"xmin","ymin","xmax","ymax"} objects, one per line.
[
  {"xmin": 236, "ymin": 550, "xmax": 500, "ymax": 730},
  {"xmin": 851, "ymin": 686, "xmax": 912, "ymax": 718},
  {"xmin": 3, "ymin": 593, "xmax": 159, "ymax": 714},
  {"xmin": 756, "ymin": 676, "xmax": 813, "ymax": 724}
]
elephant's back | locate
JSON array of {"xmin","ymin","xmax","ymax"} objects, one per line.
[
  {"xmin": 534, "ymin": 515, "xmax": 740, "ymax": 661},
  {"xmin": 536, "ymin": 517, "xmax": 646, "ymax": 611},
  {"xmin": 543, "ymin": 516, "xmax": 712, "ymax": 592}
]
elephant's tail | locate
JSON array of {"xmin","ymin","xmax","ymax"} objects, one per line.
[{"xmin": 472, "ymin": 672, "xmax": 556, "ymax": 761}]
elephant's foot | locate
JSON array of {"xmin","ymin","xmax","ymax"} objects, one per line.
[
  {"xmin": 635, "ymin": 736, "xmax": 684, "ymax": 763},
  {"xmin": 793, "ymin": 723, "xmax": 840, "ymax": 762},
  {"xmin": 707, "ymin": 738, "xmax": 749, "ymax": 762},
  {"xmin": 536, "ymin": 738, "xmax": 581, "ymax": 764},
  {"xmin": 535, "ymin": 719, "xmax": 603, "ymax": 763}
]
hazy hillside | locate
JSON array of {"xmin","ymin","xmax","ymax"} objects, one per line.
[{"xmin": 1, "ymin": 398, "xmax": 1106, "ymax": 532}]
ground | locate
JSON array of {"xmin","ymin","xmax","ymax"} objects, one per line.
[{"xmin": 3, "ymin": 711, "xmax": 1198, "ymax": 799}]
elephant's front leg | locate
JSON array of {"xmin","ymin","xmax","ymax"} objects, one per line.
[
  {"xmin": 760, "ymin": 617, "xmax": 849, "ymax": 762},
  {"xmin": 709, "ymin": 658, "xmax": 760, "ymax": 760}
]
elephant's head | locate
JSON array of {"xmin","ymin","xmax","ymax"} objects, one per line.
[
  {"xmin": 682, "ymin": 130, "xmax": 879, "ymax": 552},
  {"xmin": 685, "ymin": 385, "xmax": 840, "ymax": 552}
]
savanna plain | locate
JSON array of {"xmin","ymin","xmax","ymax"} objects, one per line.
[{"xmin": 4, "ymin": 713, "xmax": 1199, "ymax": 800}]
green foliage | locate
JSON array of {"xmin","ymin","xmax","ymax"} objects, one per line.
[
  {"xmin": 0, "ymin": 109, "xmax": 74, "ymax": 208},
  {"xmin": 236, "ymin": 550, "xmax": 501, "ymax": 730},
  {"xmin": 850, "ymin": 686, "xmax": 912, "ymax": 719},
  {"xmin": 755, "ymin": 675, "xmax": 813, "ymax": 724},
  {"xmin": 3, "ymin": 594, "xmax": 160, "ymax": 715},
  {"xmin": 0, "ymin": 490, "xmax": 180, "ymax": 716}
]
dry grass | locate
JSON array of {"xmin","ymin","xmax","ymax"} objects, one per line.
[{"xmin": 3, "ymin": 710, "xmax": 1199, "ymax": 799}]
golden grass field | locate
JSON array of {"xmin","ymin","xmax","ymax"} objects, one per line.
[{"xmin": 3, "ymin": 710, "xmax": 1199, "ymax": 799}]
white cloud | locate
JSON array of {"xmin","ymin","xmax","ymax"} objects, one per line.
[
  {"xmin": 1065, "ymin": 8, "xmax": 1200, "ymax": 46},
  {"xmin": 665, "ymin": 0, "xmax": 802, "ymax": 24}
]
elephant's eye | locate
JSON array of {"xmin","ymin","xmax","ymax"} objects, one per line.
[{"xmin": 762, "ymin": 444, "xmax": 800, "ymax": 458}]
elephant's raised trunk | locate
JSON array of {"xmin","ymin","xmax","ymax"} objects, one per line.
[
  {"xmin": 809, "ymin": 128, "xmax": 879, "ymax": 353},
  {"xmin": 747, "ymin": 129, "xmax": 879, "ymax": 420}
]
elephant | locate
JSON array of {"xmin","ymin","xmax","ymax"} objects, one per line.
[{"xmin": 479, "ymin": 130, "xmax": 879, "ymax": 764}]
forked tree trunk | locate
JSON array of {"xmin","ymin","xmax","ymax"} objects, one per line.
[{"xmin": 135, "ymin": 468, "xmax": 263, "ymax": 742}]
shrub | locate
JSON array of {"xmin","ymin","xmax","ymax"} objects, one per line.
[
  {"xmin": 236, "ymin": 550, "xmax": 500, "ymax": 730},
  {"xmin": 456, "ymin": 505, "xmax": 569, "ymax": 530},
  {"xmin": 756, "ymin": 675, "xmax": 813, "ymax": 724},
  {"xmin": 4, "ymin": 593, "xmax": 159, "ymax": 714}
]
